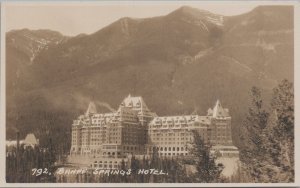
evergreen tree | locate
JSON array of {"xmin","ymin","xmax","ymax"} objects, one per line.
[
  {"xmin": 240, "ymin": 80, "xmax": 294, "ymax": 182},
  {"xmin": 189, "ymin": 130, "xmax": 223, "ymax": 183},
  {"xmin": 242, "ymin": 87, "xmax": 269, "ymax": 151},
  {"xmin": 130, "ymin": 155, "xmax": 140, "ymax": 182},
  {"xmin": 263, "ymin": 79, "xmax": 294, "ymax": 182},
  {"xmin": 240, "ymin": 86, "xmax": 269, "ymax": 182}
]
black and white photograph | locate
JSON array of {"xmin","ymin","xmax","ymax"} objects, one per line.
[{"xmin": 1, "ymin": 1, "xmax": 298, "ymax": 185}]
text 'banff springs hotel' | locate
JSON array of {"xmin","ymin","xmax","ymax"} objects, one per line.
[{"xmin": 70, "ymin": 95, "xmax": 239, "ymax": 168}]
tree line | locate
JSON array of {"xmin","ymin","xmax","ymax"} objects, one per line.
[
  {"xmin": 238, "ymin": 79, "xmax": 294, "ymax": 182},
  {"xmin": 6, "ymin": 144, "xmax": 57, "ymax": 183}
]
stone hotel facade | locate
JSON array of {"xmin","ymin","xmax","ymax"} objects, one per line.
[{"xmin": 70, "ymin": 95, "xmax": 238, "ymax": 168}]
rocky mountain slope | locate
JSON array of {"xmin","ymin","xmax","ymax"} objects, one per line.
[
  {"xmin": 6, "ymin": 6, "xmax": 293, "ymax": 149},
  {"xmin": 6, "ymin": 29, "xmax": 68, "ymax": 102}
]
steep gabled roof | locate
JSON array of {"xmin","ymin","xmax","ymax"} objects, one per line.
[
  {"xmin": 24, "ymin": 133, "xmax": 38, "ymax": 145},
  {"xmin": 85, "ymin": 102, "xmax": 97, "ymax": 116},
  {"xmin": 212, "ymin": 100, "xmax": 229, "ymax": 118},
  {"xmin": 119, "ymin": 94, "xmax": 150, "ymax": 113}
]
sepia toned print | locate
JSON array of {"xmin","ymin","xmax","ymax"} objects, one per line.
[{"xmin": 4, "ymin": 2, "xmax": 294, "ymax": 184}]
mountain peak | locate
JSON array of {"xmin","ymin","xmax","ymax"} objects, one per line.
[
  {"xmin": 177, "ymin": 5, "xmax": 198, "ymax": 12},
  {"xmin": 170, "ymin": 6, "xmax": 220, "ymax": 17},
  {"xmin": 168, "ymin": 6, "xmax": 224, "ymax": 27},
  {"xmin": 244, "ymin": 5, "xmax": 293, "ymax": 19},
  {"xmin": 6, "ymin": 28, "xmax": 69, "ymax": 64},
  {"xmin": 7, "ymin": 28, "xmax": 65, "ymax": 37}
]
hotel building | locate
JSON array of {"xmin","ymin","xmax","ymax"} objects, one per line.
[
  {"xmin": 69, "ymin": 95, "xmax": 238, "ymax": 168},
  {"xmin": 147, "ymin": 100, "xmax": 233, "ymax": 157},
  {"xmin": 70, "ymin": 94, "xmax": 156, "ymax": 158}
]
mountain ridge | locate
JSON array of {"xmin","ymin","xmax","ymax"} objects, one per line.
[{"xmin": 6, "ymin": 5, "xmax": 294, "ymax": 149}]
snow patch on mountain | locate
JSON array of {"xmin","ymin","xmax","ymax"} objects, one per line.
[
  {"xmin": 179, "ymin": 47, "xmax": 214, "ymax": 65},
  {"xmin": 222, "ymin": 55, "xmax": 252, "ymax": 72},
  {"xmin": 21, "ymin": 33, "xmax": 65, "ymax": 63},
  {"xmin": 179, "ymin": 9, "xmax": 223, "ymax": 31},
  {"xmin": 205, "ymin": 15, "xmax": 224, "ymax": 26},
  {"xmin": 194, "ymin": 47, "xmax": 214, "ymax": 60},
  {"xmin": 181, "ymin": 17, "xmax": 209, "ymax": 32}
]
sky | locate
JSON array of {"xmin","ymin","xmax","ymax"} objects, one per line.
[{"xmin": 4, "ymin": 2, "xmax": 267, "ymax": 36}]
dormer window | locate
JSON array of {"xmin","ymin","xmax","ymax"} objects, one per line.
[{"xmin": 129, "ymin": 101, "xmax": 133, "ymax": 107}]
